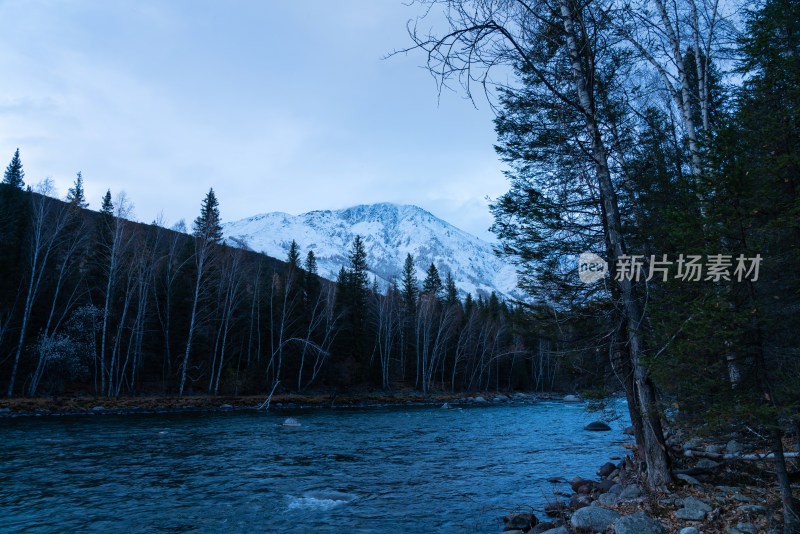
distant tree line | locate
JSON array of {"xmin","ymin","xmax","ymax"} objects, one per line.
[{"xmin": 0, "ymin": 168, "xmax": 620, "ymax": 401}]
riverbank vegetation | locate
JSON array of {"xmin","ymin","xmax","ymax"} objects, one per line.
[{"xmin": 406, "ymin": 0, "xmax": 799, "ymax": 529}]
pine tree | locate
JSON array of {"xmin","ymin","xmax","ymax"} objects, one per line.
[
  {"xmin": 348, "ymin": 235, "xmax": 369, "ymax": 293},
  {"xmin": 401, "ymin": 253, "xmax": 418, "ymax": 313},
  {"xmin": 421, "ymin": 263, "xmax": 442, "ymax": 298},
  {"xmin": 287, "ymin": 240, "xmax": 300, "ymax": 269},
  {"xmin": 100, "ymin": 190, "xmax": 114, "ymax": 216},
  {"xmin": 304, "ymin": 250, "xmax": 320, "ymax": 304},
  {"xmin": 305, "ymin": 250, "xmax": 317, "ymax": 276},
  {"xmin": 66, "ymin": 172, "xmax": 89, "ymax": 208},
  {"xmin": 444, "ymin": 272, "xmax": 459, "ymax": 307},
  {"xmin": 193, "ymin": 188, "xmax": 222, "ymax": 243},
  {"xmin": 3, "ymin": 148, "xmax": 24, "ymax": 189}
]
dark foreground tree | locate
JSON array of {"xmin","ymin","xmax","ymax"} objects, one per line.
[{"xmin": 406, "ymin": 0, "xmax": 672, "ymax": 488}]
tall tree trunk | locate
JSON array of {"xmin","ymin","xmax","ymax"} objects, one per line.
[{"xmin": 559, "ymin": 0, "xmax": 672, "ymax": 488}]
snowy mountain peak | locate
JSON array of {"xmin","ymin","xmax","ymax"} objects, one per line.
[{"xmin": 223, "ymin": 203, "xmax": 523, "ymax": 301}]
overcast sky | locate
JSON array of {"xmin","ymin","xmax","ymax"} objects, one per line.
[{"xmin": 0, "ymin": 1, "xmax": 510, "ymax": 241}]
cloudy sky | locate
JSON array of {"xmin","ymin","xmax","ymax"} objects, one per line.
[{"xmin": 0, "ymin": 1, "xmax": 509, "ymax": 240}]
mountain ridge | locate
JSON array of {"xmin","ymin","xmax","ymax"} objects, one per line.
[{"xmin": 222, "ymin": 202, "xmax": 523, "ymax": 301}]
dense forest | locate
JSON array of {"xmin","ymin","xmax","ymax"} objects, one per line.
[{"xmin": 0, "ymin": 176, "xmax": 617, "ymax": 401}]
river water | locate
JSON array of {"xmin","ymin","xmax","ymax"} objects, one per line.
[{"xmin": 1, "ymin": 400, "xmax": 630, "ymax": 533}]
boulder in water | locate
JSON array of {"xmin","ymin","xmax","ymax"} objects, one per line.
[
  {"xmin": 563, "ymin": 395, "xmax": 581, "ymax": 403},
  {"xmin": 502, "ymin": 512, "xmax": 537, "ymax": 531},
  {"xmin": 584, "ymin": 421, "xmax": 611, "ymax": 431},
  {"xmin": 597, "ymin": 462, "xmax": 616, "ymax": 477},
  {"xmin": 282, "ymin": 417, "xmax": 302, "ymax": 427}
]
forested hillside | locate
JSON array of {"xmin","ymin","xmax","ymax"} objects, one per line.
[{"xmin": 0, "ymin": 179, "xmax": 621, "ymax": 400}]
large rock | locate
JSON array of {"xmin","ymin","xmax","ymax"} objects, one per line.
[
  {"xmin": 597, "ymin": 479, "xmax": 615, "ymax": 493},
  {"xmin": 682, "ymin": 497, "xmax": 712, "ymax": 512},
  {"xmin": 473, "ymin": 396, "xmax": 488, "ymax": 404},
  {"xmin": 613, "ymin": 511, "xmax": 667, "ymax": 534},
  {"xmin": 584, "ymin": 421, "xmax": 611, "ymax": 431},
  {"xmin": 696, "ymin": 458, "xmax": 720, "ymax": 469},
  {"xmin": 679, "ymin": 528, "xmax": 699, "ymax": 534},
  {"xmin": 676, "ymin": 508, "xmax": 707, "ymax": 520},
  {"xmin": 503, "ymin": 513, "xmax": 537, "ymax": 531},
  {"xmin": 570, "ymin": 476, "xmax": 589, "ymax": 492},
  {"xmin": 597, "ymin": 492, "xmax": 619, "ymax": 507},
  {"xmin": 597, "ymin": 462, "xmax": 616, "ymax": 477},
  {"xmin": 563, "ymin": 395, "xmax": 581, "ymax": 403},
  {"xmin": 608, "ymin": 484, "xmax": 624, "ymax": 495},
  {"xmin": 676, "ymin": 496, "xmax": 711, "ymax": 520},
  {"xmin": 619, "ymin": 484, "xmax": 643, "ymax": 500},
  {"xmin": 727, "ymin": 439, "xmax": 744, "ymax": 454},
  {"xmin": 569, "ymin": 493, "xmax": 592, "ymax": 510},
  {"xmin": 570, "ymin": 507, "xmax": 620, "ymax": 532},
  {"xmin": 494, "ymin": 394, "xmax": 510, "ymax": 403}
]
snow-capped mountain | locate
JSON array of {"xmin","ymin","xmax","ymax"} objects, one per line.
[{"xmin": 223, "ymin": 203, "xmax": 524, "ymax": 301}]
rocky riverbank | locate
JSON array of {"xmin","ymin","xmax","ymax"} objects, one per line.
[
  {"xmin": 0, "ymin": 390, "xmax": 555, "ymax": 418},
  {"xmin": 497, "ymin": 422, "xmax": 795, "ymax": 534}
]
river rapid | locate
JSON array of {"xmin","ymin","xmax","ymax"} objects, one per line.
[{"xmin": 1, "ymin": 399, "xmax": 630, "ymax": 533}]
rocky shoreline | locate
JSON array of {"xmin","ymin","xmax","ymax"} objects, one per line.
[
  {"xmin": 0, "ymin": 390, "xmax": 555, "ymax": 418},
  {"xmin": 497, "ymin": 423, "xmax": 792, "ymax": 534}
]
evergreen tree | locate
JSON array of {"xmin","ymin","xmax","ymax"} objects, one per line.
[
  {"xmin": 193, "ymin": 188, "xmax": 222, "ymax": 243},
  {"xmin": 421, "ymin": 263, "xmax": 442, "ymax": 298},
  {"xmin": 3, "ymin": 148, "xmax": 24, "ymax": 189},
  {"xmin": 444, "ymin": 272, "xmax": 459, "ymax": 307},
  {"xmin": 287, "ymin": 240, "xmax": 300, "ymax": 269},
  {"xmin": 347, "ymin": 235, "xmax": 369, "ymax": 293},
  {"xmin": 401, "ymin": 253, "xmax": 418, "ymax": 313},
  {"xmin": 66, "ymin": 172, "xmax": 89, "ymax": 208},
  {"xmin": 304, "ymin": 250, "xmax": 320, "ymax": 304},
  {"xmin": 304, "ymin": 250, "xmax": 317, "ymax": 276},
  {"xmin": 100, "ymin": 190, "xmax": 114, "ymax": 215}
]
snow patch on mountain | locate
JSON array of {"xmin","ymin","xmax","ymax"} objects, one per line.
[{"xmin": 223, "ymin": 203, "xmax": 524, "ymax": 301}]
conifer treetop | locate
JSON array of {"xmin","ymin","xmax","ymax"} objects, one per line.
[
  {"xmin": 66, "ymin": 171, "xmax": 89, "ymax": 209},
  {"xmin": 193, "ymin": 188, "xmax": 223, "ymax": 243},
  {"xmin": 3, "ymin": 148, "xmax": 25, "ymax": 189},
  {"xmin": 100, "ymin": 189, "xmax": 114, "ymax": 216}
]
